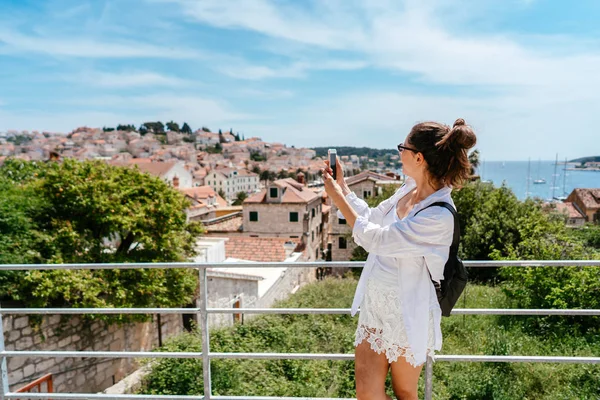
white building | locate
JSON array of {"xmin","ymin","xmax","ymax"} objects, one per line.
[{"xmin": 205, "ymin": 167, "xmax": 260, "ymax": 200}]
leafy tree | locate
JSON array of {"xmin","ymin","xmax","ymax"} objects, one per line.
[
  {"xmin": 218, "ymin": 129, "xmax": 222, "ymax": 135},
  {"xmin": 251, "ymin": 166, "xmax": 261, "ymax": 175},
  {"xmin": 102, "ymin": 126, "xmax": 115, "ymax": 132},
  {"xmin": 0, "ymin": 159, "xmax": 204, "ymax": 322},
  {"xmin": 142, "ymin": 121, "xmax": 165, "ymax": 134},
  {"xmin": 218, "ymin": 188, "xmax": 226, "ymax": 199},
  {"xmin": 468, "ymin": 149, "xmax": 480, "ymax": 176},
  {"xmin": 250, "ymin": 151, "xmax": 266, "ymax": 162},
  {"xmin": 276, "ymin": 169, "xmax": 289, "ymax": 179},
  {"xmin": 181, "ymin": 122, "xmax": 192, "ymax": 134},
  {"xmin": 234, "ymin": 133, "xmax": 241, "ymax": 141},
  {"xmin": 260, "ymin": 170, "xmax": 276, "ymax": 185},
  {"xmin": 166, "ymin": 121, "xmax": 180, "ymax": 132},
  {"xmin": 232, "ymin": 191, "xmax": 248, "ymax": 205},
  {"xmin": 201, "ymin": 127, "xmax": 211, "ymax": 132},
  {"xmin": 116, "ymin": 124, "xmax": 136, "ymax": 132},
  {"xmin": 139, "ymin": 124, "xmax": 148, "ymax": 135}
]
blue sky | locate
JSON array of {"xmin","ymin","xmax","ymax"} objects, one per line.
[{"xmin": 1, "ymin": 0, "xmax": 600, "ymax": 161}]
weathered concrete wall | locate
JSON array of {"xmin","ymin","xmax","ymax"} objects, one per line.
[{"xmin": 3, "ymin": 312, "xmax": 183, "ymax": 394}]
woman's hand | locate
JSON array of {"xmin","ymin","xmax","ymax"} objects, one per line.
[
  {"xmin": 324, "ymin": 156, "xmax": 346, "ymax": 187},
  {"xmin": 321, "ymin": 158, "xmax": 344, "ymax": 201}
]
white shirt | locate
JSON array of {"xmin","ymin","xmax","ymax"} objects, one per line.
[{"xmin": 337, "ymin": 177, "xmax": 455, "ymax": 364}]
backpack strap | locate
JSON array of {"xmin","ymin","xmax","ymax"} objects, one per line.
[{"xmin": 415, "ymin": 202, "xmax": 460, "ymax": 254}]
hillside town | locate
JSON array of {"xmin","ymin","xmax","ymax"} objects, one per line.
[{"xmin": 0, "ymin": 126, "xmax": 405, "ymax": 265}]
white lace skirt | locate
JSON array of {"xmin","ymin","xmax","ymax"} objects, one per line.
[{"xmin": 354, "ymin": 278, "xmax": 435, "ymax": 367}]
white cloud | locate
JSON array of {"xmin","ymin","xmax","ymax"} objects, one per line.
[
  {"xmin": 0, "ymin": 30, "xmax": 201, "ymax": 59},
  {"xmin": 167, "ymin": 0, "xmax": 600, "ymax": 91},
  {"xmin": 73, "ymin": 71, "xmax": 195, "ymax": 88}
]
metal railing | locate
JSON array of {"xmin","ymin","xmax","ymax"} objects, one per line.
[{"xmin": 1, "ymin": 260, "xmax": 599, "ymax": 400}]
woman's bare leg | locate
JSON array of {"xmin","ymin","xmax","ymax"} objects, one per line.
[
  {"xmin": 389, "ymin": 354, "xmax": 423, "ymax": 400},
  {"xmin": 355, "ymin": 340, "xmax": 392, "ymax": 400}
]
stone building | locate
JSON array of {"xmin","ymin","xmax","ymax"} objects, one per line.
[{"xmin": 243, "ymin": 178, "xmax": 323, "ymax": 261}]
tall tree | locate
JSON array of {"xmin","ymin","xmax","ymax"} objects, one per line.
[
  {"xmin": 166, "ymin": 121, "xmax": 180, "ymax": 132},
  {"xmin": 469, "ymin": 149, "xmax": 480, "ymax": 176},
  {"xmin": 181, "ymin": 122, "xmax": 192, "ymax": 134},
  {"xmin": 232, "ymin": 191, "xmax": 248, "ymax": 205}
]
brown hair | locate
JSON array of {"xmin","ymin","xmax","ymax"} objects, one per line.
[{"xmin": 407, "ymin": 118, "xmax": 477, "ymax": 187}]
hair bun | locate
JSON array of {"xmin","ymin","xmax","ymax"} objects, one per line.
[
  {"xmin": 453, "ymin": 118, "xmax": 466, "ymax": 128},
  {"xmin": 450, "ymin": 118, "xmax": 476, "ymax": 149}
]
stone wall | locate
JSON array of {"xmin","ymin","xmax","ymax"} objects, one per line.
[
  {"xmin": 3, "ymin": 312, "xmax": 183, "ymax": 394},
  {"xmin": 257, "ymin": 267, "xmax": 315, "ymax": 308}
]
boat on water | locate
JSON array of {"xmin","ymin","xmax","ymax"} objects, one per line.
[{"xmin": 533, "ymin": 159, "xmax": 546, "ymax": 184}]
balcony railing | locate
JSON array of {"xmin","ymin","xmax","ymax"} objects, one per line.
[{"xmin": 1, "ymin": 260, "xmax": 599, "ymax": 400}]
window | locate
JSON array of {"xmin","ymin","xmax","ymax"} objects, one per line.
[
  {"xmin": 270, "ymin": 187, "xmax": 278, "ymax": 198},
  {"xmin": 289, "ymin": 212, "xmax": 299, "ymax": 222},
  {"xmin": 311, "ymin": 208, "xmax": 315, "ymax": 218},
  {"xmin": 312, "ymin": 231, "xmax": 314, "ymax": 241},
  {"xmin": 339, "ymin": 237, "xmax": 347, "ymax": 249},
  {"xmin": 338, "ymin": 218, "xmax": 347, "ymax": 225},
  {"xmin": 249, "ymin": 211, "xmax": 258, "ymax": 222},
  {"xmin": 363, "ymin": 190, "xmax": 371, "ymax": 198}
]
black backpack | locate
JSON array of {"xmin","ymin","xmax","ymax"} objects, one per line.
[{"xmin": 415, "ymin": 202, "xmax": 468, "ymax": 317}]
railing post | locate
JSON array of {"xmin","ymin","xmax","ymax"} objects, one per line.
[
  {"xmin": 424, "ymin": 355, "xmax": 433, "ymax": 400},
  {"xmin": 0, "ymin": 312, "xmax": 9, "ymax": 400},
  {"xmin": 198, "ymin": 267, "xmax": 212, "ymax": 399}
]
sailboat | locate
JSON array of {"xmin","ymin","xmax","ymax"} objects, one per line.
[{"xmin": 533, "ymin": 159, "xmax": 546, "ymax": 184}]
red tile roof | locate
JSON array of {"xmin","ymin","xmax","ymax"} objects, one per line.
[
  {"xmin": 205, "ymin": 215, "xmax": 243, "ymax": 232},
  {"xmin": 225, "ymin": 236, "xmax": 300, "ymax": 262},
  {"xmin": 571, "ymin": 188, "xmax": 600, "ymax": 210},
  {"xmin": 345, "ymin": 170, "xmax": 398, "ymax": 186},
  {"xmin": 109, "ymin": 159, "xmax": 177, "ymax": 177},
  {"xmin": 554, "ymin": 202, "xmax": 586, "ymax": 219},
  {"xmin": 245, "ymin": 178, "xmax": 319, "ymax": 204}
]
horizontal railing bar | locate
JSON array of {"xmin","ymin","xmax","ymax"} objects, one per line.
[
  {"xmin": 0, "ymin": 260, "xmax": 598, "ymax": 271},
  {"xmin": 210, "ymin": 352, "xmax": 354, "ymax": 361},
  {"xmin": 451, "ymin": 308, "xmax": 600, "ymax": 316},
  {"xmin": 4, "ymin": 394, "xmax": 204, "ymax": 400},
  {"xmin": 2, "ymin": 308, "xmax": 599, "ymax": 316},
  {"xmin": 3, "ymin": 351, "xmax": 598, "ymax": 363},
  {"xmin": 0, "ymin": 308, "xmax": 199, "ymax": 315},
  {"xmin": 208, "ymin": 308, "xmax": 350, "ymax": 314},
  {"xmin": 208, "ymin": 308, "xmax": 600, "ymax": 316},
  {"xmin": 1, "ymin": 351, "xmax": 202, "ymax": 359},
  {"xmin": 213, "ymin": 397, "xmax": 356, "ymax": 400},
  {"xmin": 209, "ymin": 353, "xmax": 600, "ymax": 363},
  {"xmin": 436, "ymin": 355, "xmax": 600, "ymax": 363}
]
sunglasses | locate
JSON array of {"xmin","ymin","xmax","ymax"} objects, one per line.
[{"xmin": 397, "ymin": 143, "xmax": 419, "ymax": 153}]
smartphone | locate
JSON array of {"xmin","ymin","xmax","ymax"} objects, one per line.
[{"xmin": 328, "ymin": 149, "xmax": 337, "ymax": 180}]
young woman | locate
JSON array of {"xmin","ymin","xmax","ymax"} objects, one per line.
[{"xmin": 322, "ymin": 119, "xmax": 476, "ymax": 400}]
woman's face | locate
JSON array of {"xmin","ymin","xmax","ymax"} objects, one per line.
[{"xmin": 400, "ymin": 135, "xmax": 419, "ymax": 178}]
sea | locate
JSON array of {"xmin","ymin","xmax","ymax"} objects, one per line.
[{"xmin": 479, "ymin": 160, "xmax": 600, "ymax": 201}]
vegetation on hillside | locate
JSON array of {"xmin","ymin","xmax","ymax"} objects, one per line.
[{"xmin": 140, "ymin": 279, "xmax": 600, "ymax": 399}]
